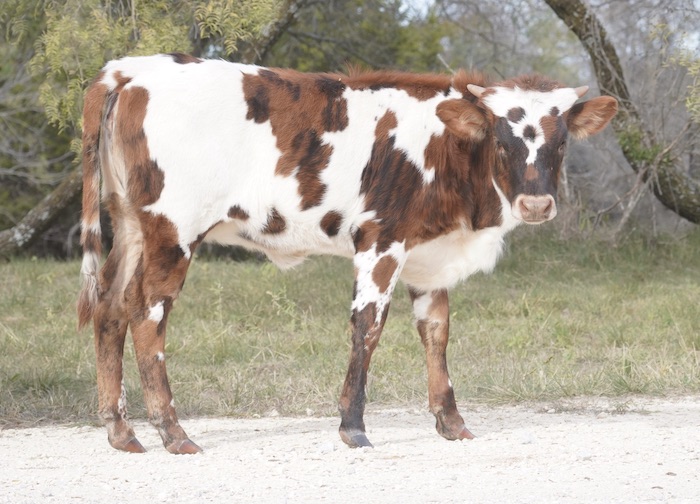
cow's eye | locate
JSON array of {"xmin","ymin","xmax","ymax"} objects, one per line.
[{"xmin": 558, "ymin": 141, "xmax": 566, "ymax": 154}]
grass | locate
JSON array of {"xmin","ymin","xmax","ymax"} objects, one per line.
[{"xmin": 1, "ymin": 228, "xmax": 699, "ymax": 428}]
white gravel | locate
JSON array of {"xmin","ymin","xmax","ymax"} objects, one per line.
[{"xmin": 2, "ymin": 396, "xmax": 700, "ymax": 503}]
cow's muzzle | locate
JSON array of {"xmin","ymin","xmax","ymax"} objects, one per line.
[{"xmin": 512, "ymin": 194, "xmax": 557, "ymax": 224}]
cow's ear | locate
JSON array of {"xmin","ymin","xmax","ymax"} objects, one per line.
[
  {"xmin": 566, "ymin": 96, "xmax": 618, "ymax": 139},
  {"xmin": 437, "ymin": 99, "xmax": 488, "ymax": 140}
]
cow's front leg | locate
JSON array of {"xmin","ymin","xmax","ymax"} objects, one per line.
[
  {"xmin": 409, "ymin": 288, "xmax": 475, "ymax": 441},
  {"xmin": 339, "ymin": 240, "xmax": 407, "ymax": 448}
]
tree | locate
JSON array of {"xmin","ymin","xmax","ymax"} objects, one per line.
[
  {"xmin": 544, "ymin": 0, "xmax": 700, "ymax": 224},
  {"xmin": 0, "ymin": 0, "xmax": 302, "ymax": 258},
  {"xmin": 0, "ymin": 5, "xmax": 74, "ymax": 250},
  {"xmin": 262, "ymin": 0, "xmax": 446, "ymax": 72},
  {"xmin": 434, "ymin": 0, "xmax": 586, "ymax": 83}
]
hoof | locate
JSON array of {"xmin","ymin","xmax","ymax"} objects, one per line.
[
  {"xmin": 166, "ymin": 438, "xmax": 203, "ymax": 454},
  {"xmin": 111, "ymin": 436, "xmax": 147, "ymax": 453},
  {"xmin": 340, "ymin": 429, "xmax": 374, "ymax": 448},
  {"xmin": 436, "ymin": 416, "xmax": 476, "ymax": 441},
  {"xmin": 451, "ymin": 425, "xmax": 475, "ymax": 441},
  {"xmin": 435, "ymin": 422, "xmax": 476, "ymax": 441}
]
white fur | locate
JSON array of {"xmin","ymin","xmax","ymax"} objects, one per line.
[
  {"xmin": 411, "ymin": 291, "xmax": 433, "ymax": 321},
  {"xmin": 148, "ymin": 301, "xmax": 164, "ymax": 323},
  {"xmin": 353, "ymin": 240, "xmax": 407, "ymax": 325}
]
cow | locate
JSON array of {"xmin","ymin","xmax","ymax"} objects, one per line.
[{"xmin": 77, "ymin": 53, "xmax": 617, "ymax": 453}]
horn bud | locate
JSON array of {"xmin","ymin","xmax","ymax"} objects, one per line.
[
  {"xmin": 467, "ymin": 84, "xmax": 485, "ymax": 98},
  {"xmin": 574, "ymin": 85, "xmax": 589, "ymax": 98}
]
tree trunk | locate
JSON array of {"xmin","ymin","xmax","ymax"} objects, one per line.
[
  {"xmin": 544, "ymin": 0, "xmax": 700, "ymax": 224},
  {"xmin": 0, "ymin": 166, "xmax": 82, "ymax": 258}
]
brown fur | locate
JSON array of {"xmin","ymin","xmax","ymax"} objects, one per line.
[
  {"xmin": 372, "ymin": 255, "xmax": 399, "ymax": 293},
  {"xmin": 242, "ymin": 69, "xmax": 349, "ymax": 210},
  {"xmin": 228, "ymin": 205, "xmax": 250, "ymax": 220},
  {"xmin": 261, "ymin": 208, "xmax": 287, "ymax": 234},
  {"xmin": 320, "ymin": 210, "xmax": 343, "ymax": 237}
]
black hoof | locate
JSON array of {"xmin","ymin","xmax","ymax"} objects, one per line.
[{"xmin": 340, "ymin": 428, "xmax": 374, "ymax": 448}]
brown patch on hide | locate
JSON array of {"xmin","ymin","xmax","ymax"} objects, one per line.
[
  {"xmin": 228, "ymin": 205, "xmax": 250, "ymax": 220},
  {"xmin": 169, "ymin": 53, "xmax": 202, "ymax": 64},
  {"xmin": 507, "ymin": 107, "xmax": 525, "ymax": 123},
  {"xmin": 522, "ymin": 125, "xmax": 537, "ymax": 141},
  {"xmin": 375, "ymin": 110, "xmax": 398, "ymax": 138},
  {"xmin": 539, "ymin": 114, "xmax": 562, "ymax": 143},
  {"xmin": 242, "ymin": 69, "xmax": 351, "ymax": 210},
  {"xmin": 345, "ymin": 69, "xmax": 452, "ymax": 101},
  {"xmin": 495, "ymin": 74, "xmax": 563, "ymax": 92},
  {"xmin": 372, "ymin": 255, "xmax": 399, "ymax": 293},
  {"xmin": 114, "ymin": 86, "xmax": 165, "ymax": 208},
  {"xmin": 524, "ymin": 163, "xmax": 539, "ymax": 182},
  {"xmin": 320, "ymin": 211, "xmax": 343, "ymax": 237},
  {"xmin": 261, "ymin": 208, "xmax": 287, "ymax": 234}
]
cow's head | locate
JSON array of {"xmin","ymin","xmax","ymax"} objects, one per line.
[{"xmin": 437, "ymin": 76, "xmax": 618, "ymax": 224}]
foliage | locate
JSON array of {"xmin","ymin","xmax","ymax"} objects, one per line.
[
  {"xmin": 263, "ymin": 0, "xmax": 446, "ymax": 72},
  {"xmin": 652, "ymin": 23, "xmax": 700, "ymax": 124},
  {"xmin": 7, "ymin": 0, "xmax": 280, "ymax": 150},
  {"xmin": 618, "ymin": 124, "xmax": 672, "ymax": 167},
  {"xmin": 0, "ymin": 10, "xmax": 73, "ymax": 231},
  {"xmin": 195, "ymin": 0, "xmax": 280, "ymax": 57}
]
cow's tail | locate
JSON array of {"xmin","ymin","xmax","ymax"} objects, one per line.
[{"xmin": 77, "ymin": 76, "xmax": 109, "ymax": 330}]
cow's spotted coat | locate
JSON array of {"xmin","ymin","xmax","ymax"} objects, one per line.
[{"xmin": 78, "ymin": 53, "xmax": 617, "ymax": 452}]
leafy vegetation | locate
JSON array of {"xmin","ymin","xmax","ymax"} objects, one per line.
[{"xmin": 1, "ymin": 231, "xmax": 699, "ymax": 427}]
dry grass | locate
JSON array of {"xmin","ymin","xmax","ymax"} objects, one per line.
[{"xmin": 1, "ymin": 228, "xmax": 699, "ymax": 428}]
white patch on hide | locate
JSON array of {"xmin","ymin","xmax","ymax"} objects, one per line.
[
  {"xmin": 148, "ymin": 301, "xmax": 164, "ymax": 323},
  {"xmin": 352, "ymin": 240, "xmax": 407, "ymax": 325}
]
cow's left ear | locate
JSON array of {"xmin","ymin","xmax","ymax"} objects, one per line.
[
  {"xmin": 437, "ymin": 99, "xmax": 488, "ymax": 141},
  {"xmin": 566, "ymin": 96, "xmax": 618, "ymax": 139}
]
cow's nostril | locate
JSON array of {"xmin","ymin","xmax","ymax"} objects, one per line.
[{"xmin": 517, "ymin": 195, "xmax": 556, "ymax": 222}]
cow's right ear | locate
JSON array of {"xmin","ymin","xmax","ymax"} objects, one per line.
[{"xmin": 436, "ymin": 99, "xmax": 488, "ymax": 141}]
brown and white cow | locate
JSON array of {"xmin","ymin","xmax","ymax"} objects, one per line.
[{"xmin": 77, "ymin": 53, "xmax": 617, "ymax": 453}]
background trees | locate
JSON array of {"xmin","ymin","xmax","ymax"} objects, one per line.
[{"xmin": 1, "ymin": 0, "xmax": 698, "ymax": 257}]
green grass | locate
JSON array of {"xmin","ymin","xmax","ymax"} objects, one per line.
[{"xmin": 1, "ymin": 229, "xmax": 699, "ymax": 428}]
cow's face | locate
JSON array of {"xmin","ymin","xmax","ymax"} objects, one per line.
[{"xmin": 437, "ymin": 79, "xmax": 618, "ymax": 225}]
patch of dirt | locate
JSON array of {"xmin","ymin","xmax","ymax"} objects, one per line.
[{"xmin": 2, "ymin": 396, "xmax": 699, "ymax": 503}]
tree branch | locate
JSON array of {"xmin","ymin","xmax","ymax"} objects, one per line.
[
  {"xmin": 545, "ymin": 0, "xmax": 700, "ymax": 224},
  {"xmin": 0, "ymin": 166, "xmax": 82, "ymax": 258}
]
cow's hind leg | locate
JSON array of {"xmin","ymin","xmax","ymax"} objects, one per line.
[
  {"xmin": 409, "ymin": 288, "xmax": 474, "ymax": 441},
  {"xmin": 339, "ymin": 239, "xmax": 407, "ymax": 448},
  {"xmin": 93, "ymin": 211, "xmax": 146, "ymax": 453},
  {"xmin": 126, "ymin": 215, "xmax": 201, "ymax": 454}
]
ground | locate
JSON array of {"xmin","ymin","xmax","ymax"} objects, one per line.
[{"xmin": 2, "ymin": 396, "xmax": 699, "ymax": 503}]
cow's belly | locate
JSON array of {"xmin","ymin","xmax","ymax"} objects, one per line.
[
  {"xmin": 401, "ymin": 226, "xmax": 509, "ymax": 291},
  {"xmin": 204, "ymin": 218, "xmax": 356, "ymax": 269}
]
